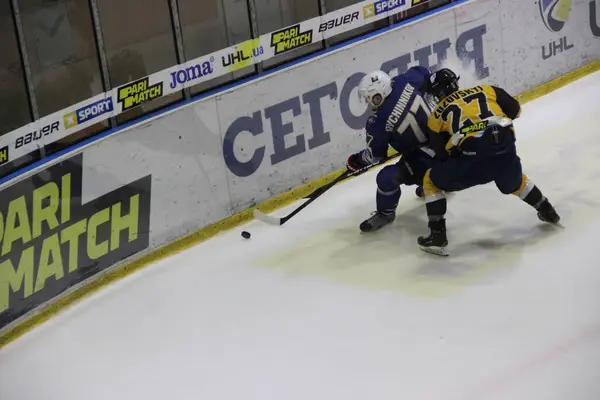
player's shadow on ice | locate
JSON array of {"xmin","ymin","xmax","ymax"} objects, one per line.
[
  {"xmin": 336, "ymin": 193, "xmax": 565, "ymax": 282},
  {"xmin": 449, "ymin": 222, "xmax": 562, "ymax": 255}
]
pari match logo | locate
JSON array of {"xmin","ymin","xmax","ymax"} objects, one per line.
[
  {"xmin": 118, "ymin": 77, "xmax": 164, "ymax": 112},
  {"xmin": 0, "ymin": 146, "xmax": 8, "ymax": 166},
  {"xmin": 0, "ymin": 153, "xmax": 151, "ymax": 330},
  {"xmin": 539, "ymin": 0, "xmax": 572, "ymax": 32},
  {"xmin": 270, "ymin": 24, "xmax": 313, "ymax": 55},
  {"xmin": 363, "ymin": 0, "xmax": 406, "ymax": 19}
]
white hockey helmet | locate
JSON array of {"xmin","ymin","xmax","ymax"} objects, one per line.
[{"xmin": 358, "ymin": 70, "xmax": 393, "ymax": 109}]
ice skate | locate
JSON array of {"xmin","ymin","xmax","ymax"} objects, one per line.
[
  {"xmin": 360, "ymin": 212, "xmax": 396, "ymax": 232},
  {"xmin": 417, "ymin": 219, "xmax": 448, "ymax": 256},
  {"xmin": 537, "ymin": 199, "xmax": 560, "ymax": 224}
]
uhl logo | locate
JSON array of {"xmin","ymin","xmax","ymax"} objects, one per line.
[{"xmin": 539, "ymin": 0, "xmax": 574, "ymax": 60}]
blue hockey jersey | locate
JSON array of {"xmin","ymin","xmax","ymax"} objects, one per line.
[{"xmin": 361, "ymin": 66, "xmax": 435, "ymax": 164}]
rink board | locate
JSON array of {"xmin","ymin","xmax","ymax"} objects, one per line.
[{"xmin": 1, "ymin": 0, "xmax": 600, "ymax": 345}]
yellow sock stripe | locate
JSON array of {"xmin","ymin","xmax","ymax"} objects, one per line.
[
  {"xmin": 423, "ymin": 169, "xmax": 445, "ymax": 203},
  {"xmin": 512, "ymin": 174, "xmax": 536, "ymax": 200},
  {"xmin": 511, "ymin": 174, "xmax": 529, "ymax": 196}
]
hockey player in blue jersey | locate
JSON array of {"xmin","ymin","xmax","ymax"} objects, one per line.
[{"xmin": 346, "ymin": 66, "xmax": 441, "ymax": 232}]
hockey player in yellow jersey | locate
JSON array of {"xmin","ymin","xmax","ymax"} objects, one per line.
[{"xmin": 417, "ymin": 68, "xmax": 560, "ymax": 256}]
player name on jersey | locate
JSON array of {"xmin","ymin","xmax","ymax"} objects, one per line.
[
  {"xmin": 385, "ymin": 84, "xmax": 414, "ymax": 133},
  {"xmin": 432, "ymin": 86, "xmax": 485, "ymax": 118}
]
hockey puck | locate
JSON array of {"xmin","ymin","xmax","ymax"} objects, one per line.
[{"xmin": 241, "ymin": 231, "xmax": 251, "ymax": 239}]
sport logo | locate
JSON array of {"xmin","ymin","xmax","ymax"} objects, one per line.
[
  {"xmin": 169, "ymin": 57, "xmax": 215, "ymax": 89},
  {"xmin": 363, "ymin": 4, "xmax": 375, "ymax": 18},
  {"xmin": 539, "ymin": 0, "xmax": 572, "ymax": 32},
  {"xmin": 64, "ymin": 97, "xmax": 113, "ymax": 129},
  {"xmin": 118, "ymin": 77, "xmax": 163, "ymax": 112},
  {"xmin": 363, "ymin": 0, "xmax": 406, "ymax": 19},
  {"xmin": 270, "ymin": 24, "xmax": 313, "ymax": 55}
]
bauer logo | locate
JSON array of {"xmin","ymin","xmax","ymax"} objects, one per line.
[
  {"xmin": 15, "ymin": 120, "xmax": 60, "ymax": 149},
  {"xmin": 539, "ymin": 0, "xmax": 572, "ymax": 32},
  {"xmin": 64, "ymin": 98, "xmax": 113, "ymax": 129},
  {"xmin": 364, "ymin": 0, "xmax": 406, "ymax": 18},
  {"xmin": 319, "ymin": 11, "xmax": 360, "ymax": 33},
  {"xmin": 118, "ymin": 77, "xmax": 163, "ymax": 112},
  {"xmin": 270, "ymin": 24, "xmax": 313, "ymax": 55},
  {"xmin": 169, "ymin": 58, "xmax": 215, "ymax": 89}
]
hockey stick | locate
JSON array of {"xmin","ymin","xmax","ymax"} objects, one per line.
[
  {"xmin": 303, "ymin": 152, "xmax": 402, "ymax": 199},
  {"xmin": 253, "ymin": 153, "xmax": 401, "ymax": 226},
  {"xmin": 253, "ymin": 169, "xmax": 351, "ymax": 226}
]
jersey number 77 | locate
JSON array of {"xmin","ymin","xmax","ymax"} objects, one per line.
[{"xmin": 396, "ymin": 95, "xmax": 431, "ymax": 144}]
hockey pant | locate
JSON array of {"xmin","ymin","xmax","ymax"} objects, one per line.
[{"xmin": 376, "ymin": 152, "xmax": 438, "ymax": 214}]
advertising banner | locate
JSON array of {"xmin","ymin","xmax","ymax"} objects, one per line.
[
  {"xmin": 0, "ymin": 0, "xmax": 419, "ymax": 166},
  {"xmin": 0, "ymin": 154, "xmax": 151, "ymax": 329},
  {"xmin": 500, "ymin": 0, "xmax": 600, "ymax": 94}
]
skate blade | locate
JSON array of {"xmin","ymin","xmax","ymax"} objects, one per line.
[
  {"xmin": 538, "ymin": 215, "xmax": 564, "ymax": 228},
  {"xmin": 419, "ymin": 245, "xmax": 449, "ymax": 257},
  {"xmin": 542, "ymin": 220, "xmax": 565, "ymax": 230}
]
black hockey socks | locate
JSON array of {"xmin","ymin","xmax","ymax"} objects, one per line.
[
  {"xmin": 426, "ymin": 198, "xmax": 447, "ymax": 221},
  {"xmin": 522, "ymin": 185, "xmax": 545, "ymax": 209},
  {"xmin": 420, "ymin": 169, "xmax": 449, "ymax": 255},
  {"xmin": 376, "ymin": 187, "xmax": 401, "ymax": 214},
  {"xmin": 513, "ymin": 176, "xmax": 560, "ymax": 223}
]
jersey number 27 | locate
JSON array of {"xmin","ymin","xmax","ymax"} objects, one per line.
[{"xmin": 441, "ymin": 92, "xmax": 494, "ymax": 134}]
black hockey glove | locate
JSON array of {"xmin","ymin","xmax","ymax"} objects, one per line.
[{"xmin": 347, "ymin": 151, "xmax": 370, "ymax": 172}]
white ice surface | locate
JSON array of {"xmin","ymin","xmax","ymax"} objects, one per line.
[{"xmin": 2, "ymin": 72, "xmax": 600, "ymax": 400}]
